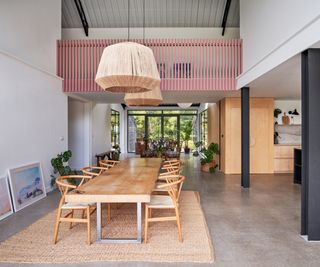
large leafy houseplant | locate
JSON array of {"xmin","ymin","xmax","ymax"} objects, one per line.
[
  {"xmin": 181, "ymin": 120, "xmax": 193, "ymax": 154},
  {"xmin": 50, "ymin": 150, "xmax": 76, "ymax": 187},
  {"xmin": 200, "ymin": 143, "xmax": 219, "ymax": 173}
]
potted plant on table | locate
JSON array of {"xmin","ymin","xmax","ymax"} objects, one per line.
[
  {"xmin": 199, "ymin": 143, "xmax": 219, "ymax": 173},
  {"xmin": 181, "ymin": 120, "xmax": 193, "ymax": 154}
]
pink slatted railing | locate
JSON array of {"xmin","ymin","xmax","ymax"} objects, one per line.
[{"xmin": 56, "ymin": 39, "xmax": 242, "ymax": 92}]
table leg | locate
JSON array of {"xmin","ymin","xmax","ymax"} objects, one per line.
[
  {"xmin": 137, "ymin": 202, "xmax": 142, "ymax": 242},
  {"xmin": 96, "ymin": 202, "xmax": 102, "ymax": 241},
  {"xmin": 96, "ymin": 202, "xmax": 143, "ymax": 244}
]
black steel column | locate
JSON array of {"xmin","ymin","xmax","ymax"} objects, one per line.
[
  {"xmin": 301, "ymin": 49, "xmax": 320, "ymax": 240},
  {"xmin": 241, "ymin": 87, "xmax": 250, "ymax": 188}
]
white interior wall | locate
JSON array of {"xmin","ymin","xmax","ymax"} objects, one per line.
[
  {"xmin": 238, "ymin": 0, "xmax": 320, "ymax": 88},
  {"xmin": 91, "ymin": 104, "xmax": 111, "ymax": 164},
  {"xmin": 0, "ymin": 52, "xmax": 67, "ymax": 191},
  {"xmin": 0, "ymin": 0, "xmax": 65, "ymax": 192},
  {"xmin": 62, "ymin": 27, "xmax": 240, "ymax": 40},
  {"xmin": 0, "ymin": 0, "xmax": 61, "ymax": 73},
  {"xmin": 68, "ymin": 100, "xmax": 127, "ymax": 165},
  {"xmin": 68, "ymin": 99, "xmax": 88, "ymax": 169}
]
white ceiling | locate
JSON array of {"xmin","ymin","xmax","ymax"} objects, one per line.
[
  {"xmin": 62, "ymin": 0, "xmax": 239, "ymax": 28},
  {"xmin": 248, "ymin": 54, "xmax": 301, "ymax": 100},
  {"xmin": 69, "ymin": 90, "xmax": 239, "ymax": 104}
]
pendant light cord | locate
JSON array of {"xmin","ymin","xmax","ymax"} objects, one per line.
[
  {"xmin": 143, "ymin": 0, "xmax": 145, "ymax": 44},
  {"xmin": 127, "ymin": 0, "xmax": 130, "ymax": 41}
]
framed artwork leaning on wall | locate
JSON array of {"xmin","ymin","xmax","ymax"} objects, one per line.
[
  {"xmin": 8, "ymin": 162, "xmax": 46, "ymax": 212},
  {"xmin": 0, "ymin": 176, "xmax": 14, "ymax": 221}
]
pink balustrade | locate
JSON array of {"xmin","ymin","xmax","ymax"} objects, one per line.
[{"xmin": 56, "ymin": 39, "xmax": 242, "ymax": 93}]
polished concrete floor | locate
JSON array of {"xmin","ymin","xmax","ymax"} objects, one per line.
[{"xmin": 1, "ymin": 155, "xmax": 320, "ymax": 267}]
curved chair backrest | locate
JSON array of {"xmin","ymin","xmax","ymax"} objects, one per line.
[
  {"xmin": 159, "ymin": 167, "xmax": 181, "ymax": 176},
  {"xmin": 163, "ymin": 159, "xmax": 180, "ymax": 164},
  {"xmin": 55, "ymin": 175, "xmax": 92, "ymax": 202},
  {"xmin": 81, "ymin": 166, "xmax": 109, "ymax": 178},
  {"xmin": 157, "ymin": 175, "xmax": 185, "ymax": 204},
  {"xmin": 163, "ymin": 160, "xmax": 181, "ymax": 168},
  {"xmin": 99, "ymin": 159, "xmax": 120, "ymax": 168},
  {"xmin": 162, "ymin": 160, "xmax": 181, "ymax": 171}
]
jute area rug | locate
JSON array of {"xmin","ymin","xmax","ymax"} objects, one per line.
[{"xmin": 0, "ymin": 191, "xmax": 214, "ymax": 264}]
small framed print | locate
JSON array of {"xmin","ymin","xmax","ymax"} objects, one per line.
[
  {"xmin": 8, "ymin": 162, "xmax": 46, "ymax": 212},
  {"xmin": 0, "ymin": 176, "xmax": 14, "ymax": 221}
]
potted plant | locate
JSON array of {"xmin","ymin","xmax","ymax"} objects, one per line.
[
  {"xmin": 274, "ymin": 108, "xmax": 282, "ymax": 118},
  {"xmin": 153, "ymin": 138, "xmax": 165, "ymax": 158},
  {"xmin": 181, "ymin": 120, "xmax": 193, "ymax": 154},
  {"xmin": 50, "ymin": 150, "xmax": 76, "ymax": 188},
  {"xmin": 193, "ymin": 141, "xmax": 203, "ymax": 156},
  {"xmin": 112, "ymin": 145, "xmax": 121, "ymax": 160},
  {"xmin": 200, "ymin": 143, "xmax": 219, "ymax": 173}
]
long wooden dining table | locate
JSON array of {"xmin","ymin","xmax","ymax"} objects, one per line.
[{"xmin": 65, "ymin": 158, "xmax": 162, "ymax": 244}]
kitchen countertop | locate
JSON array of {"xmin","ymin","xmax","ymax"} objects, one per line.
[{"xmin": 274, "ymin": 143, "xmax": 301, "ymax": 146}]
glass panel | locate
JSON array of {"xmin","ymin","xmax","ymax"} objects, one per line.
[
  {"xmin": 200, "ymin": 110, "xmax": 208, "ymax": 147},
  {"xmin": 128, "ymin": 115, "xmax": 145, "ymax": 153},
  {"xmin": 147, "ymin": 116, "xmax": 162, "ymax": 140},
  {"xmin": 180, "ymin": 115, "xmax": 197, "ymax": 151},
  {"xmin": 163, "ymin": 116, "xmax": 178, "ymax": 140},
  {"xmin": 128, "ymin": 110, "xmax": 162, "ymax": 115},
  {"xmin": 128, "ymin": 109, "xmax": 198, "ymax": 115},
  {"xmin": 163, "ymin": 109, "xmax": 198, "ymax": 114},
  {"xmin": 111, "ymin": 109, "xmax": 120, "ymax": 147}
]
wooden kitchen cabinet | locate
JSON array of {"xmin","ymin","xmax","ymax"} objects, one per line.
[{"xmin": 274, "ymin": 145, "xmax": 301, "ymax": 173}]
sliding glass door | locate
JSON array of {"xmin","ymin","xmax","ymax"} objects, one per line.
[
  {"xmin": 163, "ymin": 116, "xmax": 178, "ymax": 140},
  {"xmin": 146, "ymin": 116, "xmax": 162, "ymax": 140},
  {"xmin": 146, "ymin": 115, "xmax": 179, "ymax": 142},
  {"xmin": 127, "ymin": 110, "xmax": 197, "ymax": 153}
]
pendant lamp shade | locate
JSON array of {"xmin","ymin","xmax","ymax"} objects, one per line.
[
  {"xmin": 95, "ymin": 42, "xmax": 160, "ymax": 93},
  {"xmin": 124, "ymin": 85, "xmax": 163, "ymax": 106},
  {"xmin": 178, "ymin": 103, "xmax": 192, "ymax": 108}
]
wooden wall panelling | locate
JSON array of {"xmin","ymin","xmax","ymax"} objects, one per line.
[
  {"xmin": 250, "ymin": 99, "xmax": 274, "ymax": 173},
  {"xmin": 220, "ymin": 99, "xmax": 226, "ymax": 172},
  {"xmin": 228, "ymin": 98, "xmax": 241, "ymax": 174},
  {"xmin": 220, "ymin": 98, "xmax": 274, "ymax": 174}
]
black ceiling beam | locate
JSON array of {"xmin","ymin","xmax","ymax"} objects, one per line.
[
  {"xmin": 221, "ymin": 0, "xmax": 232, "ymax": 36},
  {"xmin": 74, "ymin": 0, "xmax": 89, "ymax": 36}
]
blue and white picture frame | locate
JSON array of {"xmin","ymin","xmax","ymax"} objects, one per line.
[
  {"xmin": 8, "ymin": 162, "xmax": 46, "ymax": 212},
  {"xmin": 0, "ymin": 176, "xmax": 13, "ymax": 221}
]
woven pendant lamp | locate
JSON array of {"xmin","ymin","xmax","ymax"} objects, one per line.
[
  {"xmin": 124, "ymin": 85, "xmax": 163, "ymax": 106},
  {"xmin": 95, "ymin": 42, "xmax": 160, "ymax": 93}
]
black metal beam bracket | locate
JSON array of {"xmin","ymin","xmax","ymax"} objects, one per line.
[
  {"xmin": 74, "ymin": 0, "xmax": 89, "ymax": 36},
  {"xmin": 221, "ymin": 0, "xmax": 232, "ymax": 36}
]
